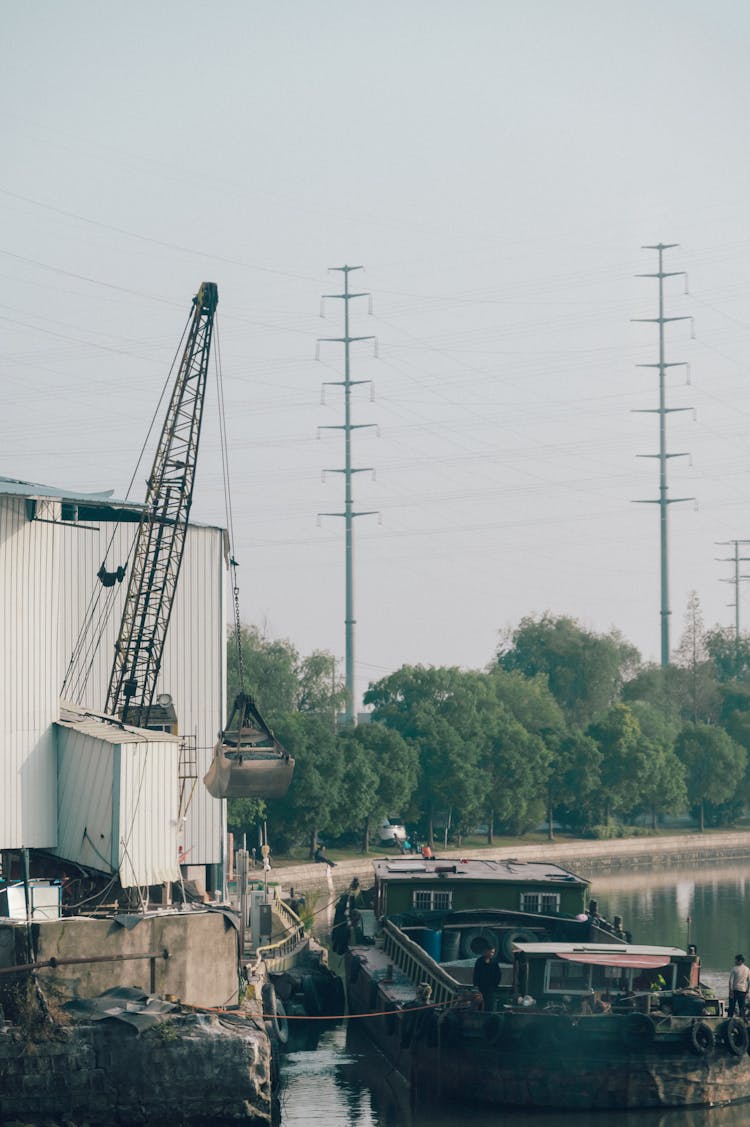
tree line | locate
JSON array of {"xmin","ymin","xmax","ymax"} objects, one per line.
[{"xmin": 225, "ymin": 601, "xmax": 750, "ymax": 856}]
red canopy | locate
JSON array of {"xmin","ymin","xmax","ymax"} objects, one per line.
[{"xmin": 556, "ymin": 953, "xmax": 671, "ymax": 969}]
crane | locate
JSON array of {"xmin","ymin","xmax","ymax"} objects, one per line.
[{"xmin": 104, "ymin": 281, "xmax": 218, "ymax": 726}]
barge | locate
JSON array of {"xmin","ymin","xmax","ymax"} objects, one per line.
[{"xmin": 343, "ymin": 856, "xmax": 748, "ymax": 1110}]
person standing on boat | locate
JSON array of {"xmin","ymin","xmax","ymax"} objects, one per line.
[
  {"xmin": 473, "ymin": 945, "xmax": 502, "ymax": 1011},
  {"xmin": 728, "ymin": 954, "xmax": 750, "ymax": 1017}
]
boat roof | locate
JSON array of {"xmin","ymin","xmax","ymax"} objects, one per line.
[
  {"xmin": 372, "ymin": 857, "xmax": 588, "ymax": 886},
  {"xmin": 515, "ymin": 943, "xmax": 687, "ymax": 957}
]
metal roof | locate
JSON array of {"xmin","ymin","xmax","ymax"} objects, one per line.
[
  {"xmin": 57, "ymin": 701, "xmax": 180, "ymax": 745},
  {"xmin": 0, "ymin": 474, "xmax": 225, "ymax": 531},
  {"xmin": 373, "ymin": 857, "xmax": 588, "ymax": 885},
  {"xmin": 514, "ymin": 943, "xmax": 687, "ymax": 956},
  {"xmin": 0, "ymin": 475, "xmax": 122, "ymax": 504}
]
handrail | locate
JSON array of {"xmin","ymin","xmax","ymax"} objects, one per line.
[
  {"xmin": 256, "ymin": 899, "xmax": 305, "ymax": 970},
  {"xmin": 381, "ymin": 919, "xmax": 462, "ymax": 1006}
]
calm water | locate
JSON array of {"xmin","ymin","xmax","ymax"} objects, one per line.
[{"xmin": 278, "ymin": 857, "xmax": 750, "ymax": 1127}]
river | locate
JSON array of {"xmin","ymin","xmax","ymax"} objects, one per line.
[{"xmin": 278, "ymin": 857, "xmax": 750, "ymax": 1127}]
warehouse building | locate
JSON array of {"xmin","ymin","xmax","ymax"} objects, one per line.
[{"xmin": 0, "ymin": 475, "xmax": 227, "ymax": 898}]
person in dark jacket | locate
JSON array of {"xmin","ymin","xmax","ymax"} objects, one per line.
[{"xmin": 473, "ymin": 946, "xmax": 502, "ymax": 1011}]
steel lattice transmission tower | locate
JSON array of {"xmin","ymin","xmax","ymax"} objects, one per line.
[
  {"xmin": 317, "ymin": 265, "xmax": 378, "ymax": 725},
  {"xmin": 632, "ymin": 244, "xmax": 693, "ymax": 667},
  {"xmin": 716, "ymin": 540, "xmax": 750, "ymax": 647}
]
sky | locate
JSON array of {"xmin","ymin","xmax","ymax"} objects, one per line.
[{"xmin": 3, "ymin": 1, "xmax": 750, "ymax": 710}]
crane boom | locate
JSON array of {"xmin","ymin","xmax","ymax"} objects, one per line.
[{"xmin": 104, "ymin": 281, "xmax": 219, "ymax": 725}]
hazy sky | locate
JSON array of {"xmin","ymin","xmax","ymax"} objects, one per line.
[{"xmin": 4, "ymin": 2, "xmax": 750, "ymax": 708}]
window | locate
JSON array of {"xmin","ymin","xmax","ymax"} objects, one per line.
[
  {"xmin": 545, "ymin": 959, "xmax": 591, "ymax": 994},
  {"xmin": 412, "ymin": 890, "xmax": 453, "ymax": 911},
  {"xmin": 520, "ymin": 891, "xmax": 560, "ymax": 914}
]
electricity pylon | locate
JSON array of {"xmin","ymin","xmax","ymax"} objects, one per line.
[
  {"xmin": 317, "ymin": 265, "xmax": 378, "ymax": 725},
  {"xmin": 716, "ymin": 540, "xmax": 750, "ymax": 645},
  {"xmin": 632, "ymin": 244, "xmax": 694, "ymax": 667}
]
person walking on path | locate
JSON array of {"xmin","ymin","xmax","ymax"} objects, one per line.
[
  {"xmin": 728, "ymin": 954, "xmax": 750, "ymax": 1017},
  {"xmin": 473, "ymin": 945, "xmax": 502, "ymax": 1012}
]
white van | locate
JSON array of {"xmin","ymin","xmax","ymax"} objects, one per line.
[{"xmin": 378, "ymin": 818, "xmax": 406, "ymax": 844}]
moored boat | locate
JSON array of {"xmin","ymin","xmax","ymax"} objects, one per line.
[{"xmin": 342, "ymin": 856, "xmax": 750, "ymax": 1110}]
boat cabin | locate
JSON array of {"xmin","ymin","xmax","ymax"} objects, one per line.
[
  {"xmin": 372, "ymin": 858, "xmax": 589, "ymax": 919},
  {"xmin": 512, "ymin": 943, "xmax": 701, "ymax": 1008}
]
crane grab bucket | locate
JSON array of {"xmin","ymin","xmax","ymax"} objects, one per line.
[{"xmin": 203, "ymin": 692, "xmax": 295, "ymax": 800}]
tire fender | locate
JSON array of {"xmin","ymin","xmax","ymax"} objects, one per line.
[{"xmin": 690, "ymin": 1020, "xmax": 715, "ymax": 1055}]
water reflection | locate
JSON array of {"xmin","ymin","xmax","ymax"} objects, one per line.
[{"xmin": 279, "ymin": 858, "xmax": 750, "ymax": 1127}]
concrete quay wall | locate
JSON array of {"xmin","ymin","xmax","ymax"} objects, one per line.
[
  {"xmin": 0, "ymin": 1015, "xmax": 273, "ymax": 1126},
  {"xmin": 270, "ymin": 830, "xmax": 750, "ymax": 902}
]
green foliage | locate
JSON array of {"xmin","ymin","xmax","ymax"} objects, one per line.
[
  {"xmin": 675, "ymin": 722, "xmax": 747, "ymax": 831},
  {"xmin": 365, "ymin": 665, "xmax": 487, "ymax": 840},
  {"xmin": 337, "ymin": 722, "xmax": 418, "ymax": 850},
  {"xmin": 705, "ymin": 627, "xmax": 750, "ymax": 684},
  {"xmin": 227, "ymin": 624, "xmax": 344, "ymax": 721},
  {"xmin": 588, "ymin": 704, "xmax": 649, "ymax": 825},
  {"xmin": 265, "ymin": 713, "xmax": 345, "ymax": 852},
  {"xmin": 498, "ymin": 614, "xmax": 639, "ymax": 727}
]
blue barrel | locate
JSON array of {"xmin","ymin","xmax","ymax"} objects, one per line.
[
  {"xmin": 441, "ymin": 929, "xmax": 461, "ymax": 962},
  {"xmin": 421, "ymin": 928, "xmax": 442, "ymax": 962}
]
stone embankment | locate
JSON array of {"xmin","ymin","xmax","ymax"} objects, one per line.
[
  {"xmin": 270, "ymin": 829, "xmax": 750, "ymax": 901},
  {"xmin": 0, "ymin": 1011, "xmax": 274, "ymax": 1126}
]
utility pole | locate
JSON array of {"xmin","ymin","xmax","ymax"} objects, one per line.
[
  {"xmin": 317, "ymin": 266, "xmax": 378, "ymax": 725},
  {"xmin": 632, "ymin": 244, "xmax": 694, "ymax": 667},
  {"xmin": 716, "ymin": 540, "xmax": 750, "ymax": 648}
]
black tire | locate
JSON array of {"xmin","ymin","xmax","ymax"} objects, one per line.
[
  {"xmin": 690, "ymin": 1020, "xmax": 715, "ymax": 1055},
  {"xmin": 721, "ymin": 1017, "xmax": 748, "ymax": 1057},
  {"xmin": 302, "ymin": 974, "xmax": 323, "ymax": 1017},
  {"xmin": 270, "ymin": 972, "xmax": 295, "ymax": 1002},
  {"xmin": 500, "ymin": 928, "xmax": 537, "ymax": 963},
  {"xmin": 263, "ymin": 982, "xmax": 288, "ymax": 1044},
  {"xmin": 461, "ymin": 927, "xmax": 501, "ymax": 959},
  {"xmin": 319, "ymin": 973, "xmax": 346, "ymax": 1018}
]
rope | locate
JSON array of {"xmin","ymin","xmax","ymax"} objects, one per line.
[
  {"xmin": 214, "ymin": 316, "xmax": 245, "ymax": 694},
  {"xmin": 61, "ymin": 306, "xmax": 192, "ymax": 704}
]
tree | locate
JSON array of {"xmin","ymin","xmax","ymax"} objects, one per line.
[
  {"xmin": 498, "ymin": 614, "xmax": 639, "ymax": 727},
  {"xmin": 548, "ymin": 729, "xmax": 601, "ymax": 834},
  {"xmin": 264, "ymin": 713, "xmax": 345, "ymax": 855},
  {"xmin": 337, "ymin": 723, "xmax": 418, "ymax": 852},
  {"xmin": 486, "ymin": 668, "xmax": 565, "ymax": 840},
  {"xmin": 480, "ymin": 708, "xmax": 551, "ymax": 840},
  {"xmin": 674, "ymin": 723, "xmax": 747, "ymax": 832},
  {"xmin": 227, "ymin": 623, "xmax": 344, "ymax": 720},
  {"xmin": 673, "ymin": 593, "xmax": 720, "ymax": 723},
  {"xmin": 364, "ymin": 666, "xmax": 487, "ymax": 844},
  {"xmin": 705, "ymin": 626, "xmax": 750, "ymax": 685},
  {"xmin": 588, "ymin": 704, "xmax": 649, "ymax": 826}
]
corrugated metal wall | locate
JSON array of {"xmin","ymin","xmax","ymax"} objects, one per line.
[
  {"xmin": 57, "ymin": 518, "xmax": 226, "ymax": 867},
  {"xmin": 1, "ymin": 492, "xmax": 226, "ymax": 865},
  {"xmin": 0, "ymin": 497, "xmax": 59, "ymax": 849},
  {"xmin": 117, "ymin": 738, "xmax": 181, "ymax": 887},
  {"xmin": 56, "ymin": 725, "xmax": 180, "ymax": 887},
  {"xmin": 56, "ymin": 725, "xmax": 115, "ymax": 872}
]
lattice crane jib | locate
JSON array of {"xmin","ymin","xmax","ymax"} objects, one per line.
[{"xmin": 104, "ymin": 282, "xmax": 219, "ymax": 726}]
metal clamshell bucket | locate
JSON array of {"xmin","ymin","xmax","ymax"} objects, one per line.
[{"xmin": 203, "ymin": 692, "xmax": 295, "ymax": 800}]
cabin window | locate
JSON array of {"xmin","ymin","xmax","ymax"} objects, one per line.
[
  {"xmin": 545, "ymin": 959, "xmax": 591, "ymax": 993},
  {"xmin": 412, "ymin": 890, "xmax": 453, "ymax": 911},
  {"xmin": 520, "ymin": 892, "xmax": 560, "ymax": 914}
]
